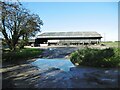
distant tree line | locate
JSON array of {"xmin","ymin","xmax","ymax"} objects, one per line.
[{"xmin": 0, "ymin": 1, "xmax": 43, "ymax": 51}]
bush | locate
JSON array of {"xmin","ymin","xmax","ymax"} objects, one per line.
[{"xmin": 70, "ymin": 48, "xmax": 120, "ymax": 67}]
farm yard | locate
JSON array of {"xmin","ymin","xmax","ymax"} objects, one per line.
[
  {"xmin": 1, "ymin": 1, "xmax": 119, "ymax": 89},
  {"xmin": 1, "ymin": 41, "xmax": 120, "ymax": 88}
]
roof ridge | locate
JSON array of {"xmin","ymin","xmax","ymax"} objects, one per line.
[{"xmin": 41, "ymin": 31, "xmax": 98, "ymax": 33}]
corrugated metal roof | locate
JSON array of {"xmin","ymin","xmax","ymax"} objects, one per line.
[{"xmin": 37, "ymin": 31, "xmax": 102, "ymax": 38}]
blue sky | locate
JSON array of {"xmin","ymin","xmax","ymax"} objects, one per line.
[
  {"xmin": 23, "ymin": 2, "xmax": 118, "ymax": 41},
  {"xmin": 22, "ymin": 2, "xmax": 118, "ymax": 41}
]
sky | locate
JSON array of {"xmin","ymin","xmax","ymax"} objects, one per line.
[
  {"xmin": 21, "ymin": 2, "xmax": 118, "ymax": 41},
  {"xmin": 0, "ymin": 1, "xmax": 118, "ymax": 41}
]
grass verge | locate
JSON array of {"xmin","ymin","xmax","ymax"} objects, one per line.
[{"xmin": 2, "ymin": 48, "xmax": 43, "ymax": 62}]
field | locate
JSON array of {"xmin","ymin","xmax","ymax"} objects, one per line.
[{"xmin": 100, "ymin": 41, "xmax": 119, "ymax": 48}]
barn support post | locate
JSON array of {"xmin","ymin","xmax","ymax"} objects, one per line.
[
  {"xmin": 82, "ymin": 42, "xmax": 84, "ymax": 45},
  {"xmin": 89, "ymin": 39, "xmax": 91, "ymax": 45}
]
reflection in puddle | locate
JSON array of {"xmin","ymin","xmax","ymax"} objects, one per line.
[{"xmin": 31, "ymin": 58, "xmax": 75, "ymax": 71}]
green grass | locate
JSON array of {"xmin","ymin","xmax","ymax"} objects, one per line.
[
  {"xmin": 70, "ymin": 47, "xmax": 120, "ymax": 68},
  {"xmin": 100, "ymin": 41, "xmax": 119, "ymax": 48},
  {"xmin": 2, "ymin": 48, "xmax": 43, "ymax": 62}
]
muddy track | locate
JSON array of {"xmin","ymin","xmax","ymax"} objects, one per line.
[{"xmin": 39, "ymin": 47, "xmax": 79, "ymax": 59}]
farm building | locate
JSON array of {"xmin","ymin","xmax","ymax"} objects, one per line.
[{"xmin": 33, "ymin": 31, "xmax": 102, "ymax": 46}]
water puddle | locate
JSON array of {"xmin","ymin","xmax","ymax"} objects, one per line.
[{"xmin": 31, "ymin": 58, "xmax": 75, "ymax": 71}]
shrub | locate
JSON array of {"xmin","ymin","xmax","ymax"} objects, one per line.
[{"xmin": 70, "ymin": 48, "xmax": 120, "ymax": 67}]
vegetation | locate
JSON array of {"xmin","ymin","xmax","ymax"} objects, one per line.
[
  {"xmin": 1, "ymin": 1, "xmax": 43, "ymax": 51},
  {"xmin": 70, "ymin": 48, "xmax": 120, "ymax": 67},
  {"xmin": 2, "ymin": 48, "xmax": 42, "ymax": 62},
  {"xmin": 100, "ymin": 41, "xmax": 119, "ymax": 48}
]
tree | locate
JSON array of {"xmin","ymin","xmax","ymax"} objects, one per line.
[{"xmin": 0, "ymin": 1, "xmax": 43, "ymax": 51}]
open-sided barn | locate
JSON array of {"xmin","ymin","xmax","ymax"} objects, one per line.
[{"xmin": 33, "ymin": 31, "xmax": 102, "ymax": 46}]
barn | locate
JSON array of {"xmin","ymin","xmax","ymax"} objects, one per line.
[{"xmin": 33, "ymin": 31, "xmax": 102, "ymax": 47}]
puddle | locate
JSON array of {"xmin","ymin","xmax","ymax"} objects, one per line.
[{"xmin": 31, "ymin": 58, "xmax": 75, "ymax": 71}]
